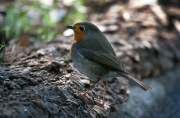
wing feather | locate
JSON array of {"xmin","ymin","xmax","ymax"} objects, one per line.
[{"xmin": 77, "ymin": 48, "xmax": 128, "ymax": 74}]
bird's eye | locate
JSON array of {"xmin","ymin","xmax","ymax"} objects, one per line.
[{"xmin": 79, "ymin": 26, "xmax": 85, "ymax": 31}]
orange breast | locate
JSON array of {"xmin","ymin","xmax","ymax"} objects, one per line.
[
  {"xmin": 70, "ymin": 24, "xmax": 86, "ymax": 56},
  {"xmin": 70, "ymin": 39, "xmax": 76, "ymax": 56},
  {"xmin": 74, "ymin": 31, "xmax": 86, "ymax": 41}
]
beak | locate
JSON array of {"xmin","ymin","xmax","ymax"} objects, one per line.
[{"xmin": 66, "ymin": 25, "xmax": 74, "ymax": 30}]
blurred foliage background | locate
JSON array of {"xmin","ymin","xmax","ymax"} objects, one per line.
[
  {"xmin": 1, "ymin": 0, "xmax": 121, "ymax": 42},
  {"xmin": 0, "ymin": 0, "xmax": 180, "ymax": 53},
  {"xmin": 0, "ymin": 0, "xmax": 120, "ymax": 61},
  {"xmin": 3, "ymin": 0, "xmax": 87, "ymax": 41}
]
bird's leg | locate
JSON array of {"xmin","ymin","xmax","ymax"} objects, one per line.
[
  {"xmin": 95, "ymin": 81, "xmax": 106, "ymax": 106},
  {"xmin": 80, "ymin": 84, "xmax": 95, "ymax": 105},
  {"xmin": 102, "ymin": 81, "xmax": 106, "ymax": 104},
  {"xmin": 81, "ymin": 84, "xmax": 95, "ymax": 98}
]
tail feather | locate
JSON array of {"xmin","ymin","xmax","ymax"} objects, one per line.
[{"xmin": 121, "ymin": 73, "xmax": 152, "ymax": 91}]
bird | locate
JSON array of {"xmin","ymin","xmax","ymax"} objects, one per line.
[{"xmin": 66, "ymin": 21, "xmax": 151, "ymax": 105}]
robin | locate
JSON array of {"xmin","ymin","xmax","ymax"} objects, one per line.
[{"xmin": 66, "ymin": 22, "xmax": 151, "ymax": 105}]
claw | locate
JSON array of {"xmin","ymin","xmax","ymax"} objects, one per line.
[
  {"xmin": 94, "ymin": 97, "xmax": 104, "ymax": 106},
  {"xmin": 94, "ymin": 81, "xmax": 106, "ymax": 106},
  {"xmin": 80, "ymin": 93, "xmax": 89, "ymax": 105},
  {"xmin": 80, "ymin": 84, "xmax": 95, "ymax": 105}
]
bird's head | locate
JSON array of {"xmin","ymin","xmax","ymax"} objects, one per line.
[{"xmin": 66, "ymin": 22, "xmax": 101, "ymax": 41}]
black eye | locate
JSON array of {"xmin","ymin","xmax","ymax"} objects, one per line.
[{"xmin": 79, "ymin": 26, "xmax": 85, "ymax": 31}]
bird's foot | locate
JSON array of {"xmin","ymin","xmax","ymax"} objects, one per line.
[
  {"xmin": 73, "ymin": 88, "xmax": 79, "ymax": 94},
  {"xmin": 80, "ymin": 92, "xmax": 87, "ymax": 98},
  {"xmin": 94, "ymin": 81, "xmax": 106, "ymax": 106},
  {"xmin": 94, "ymin": 97, "xmax": 104, "ymax": 106},
  {"xmin": 73, "ymin": 88, "xmax": 89, "ymax": 105},
  {"xmin": 80, "ymin": 91, "xmax": 88, "ymax": 105}
]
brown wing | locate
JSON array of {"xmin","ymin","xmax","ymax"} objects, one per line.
[{"xmin": 77, "ymin": 48, "xmax": 129, "ymax": 74}]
